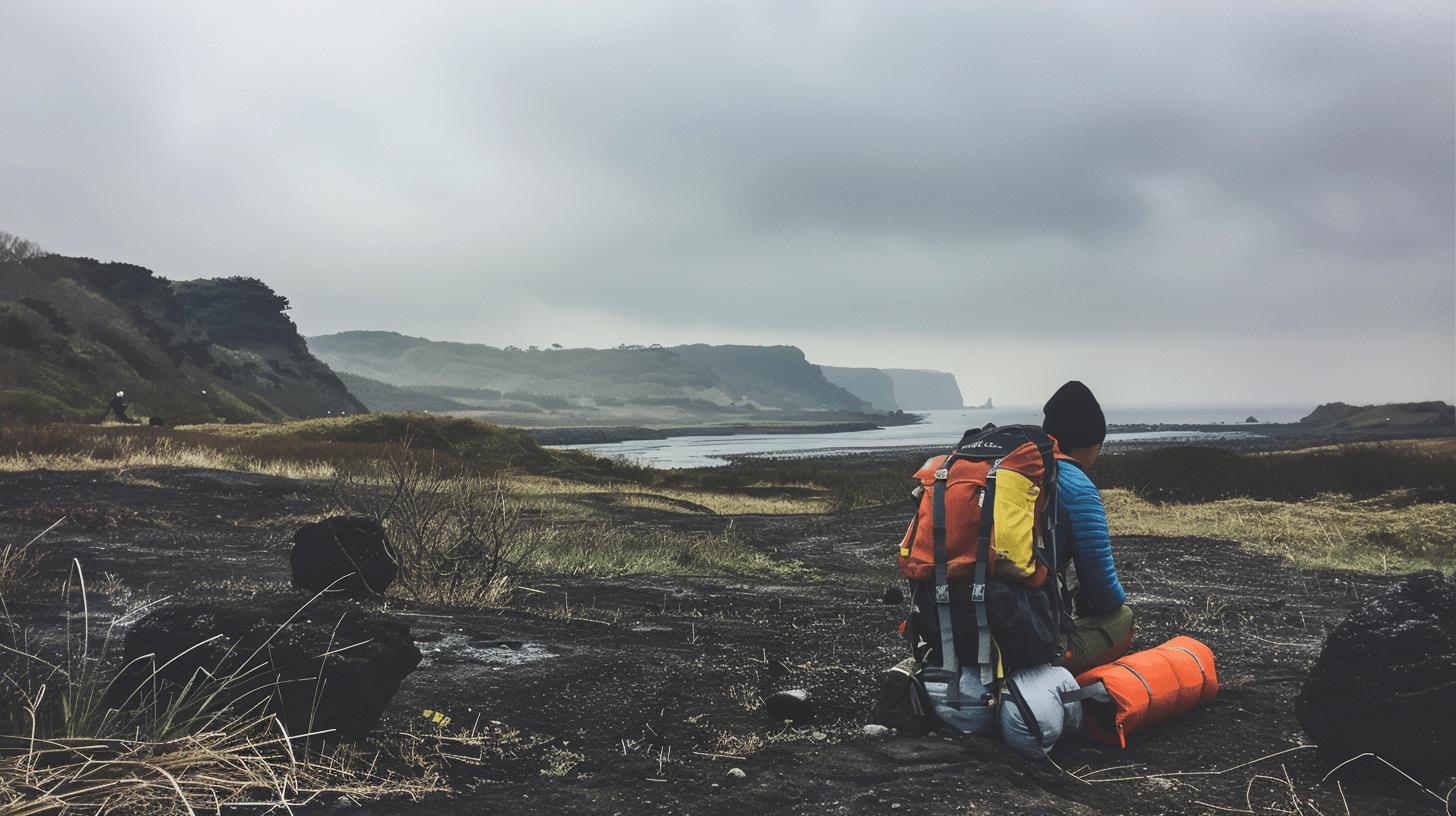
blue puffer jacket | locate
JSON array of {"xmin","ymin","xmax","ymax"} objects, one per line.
[{"xmin": 1055, "ymin": 460, "xmax": 1127, "ymax": 614}]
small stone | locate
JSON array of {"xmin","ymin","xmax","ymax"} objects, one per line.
[
  {"xmin": 891, "ymin": 805, "xmax": 903, "ymax": 811},
  {"xmin": 726, "ymin": 767, "xmax": 747, "ymax": 780},
  {"xmin": 764, "ymin": 689, "xmax": 816, "ymax": 723},
  {"xmin": 861, "ymin": 724, "xmax": 891, "ymax": 739}
]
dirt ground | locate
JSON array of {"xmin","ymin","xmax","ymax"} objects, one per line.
[{"xmin": 1, "ymin": 466, "xmax": 1444, "ymax": 815}]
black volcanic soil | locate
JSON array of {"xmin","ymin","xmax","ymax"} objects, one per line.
[{"xmin": 1, "ymin": 467, "xmax": 1443, "ymax": 815}]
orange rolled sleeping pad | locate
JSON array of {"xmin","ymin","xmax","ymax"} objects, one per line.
[{"xmin": 1073, "ymin": 636, "xmax": 1219, "ymax": 748}]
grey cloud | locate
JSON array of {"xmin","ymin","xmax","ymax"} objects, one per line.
[{"xmin": 0, "ymin": 1, "xmax": 1450, "ymax": 403}]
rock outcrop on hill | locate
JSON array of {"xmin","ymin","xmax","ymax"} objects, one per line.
[
  {"xmin": 1300, "ymin": 401, "xmax": 1454, "ymax": 429},
  {"xmin": 1295, "ymin": 571, "xmax": 1456, "ymax": 783},
  {"xmin": 881, "ymin": 369, "xmax": 964, "ymax": 409},
  {"xmin": 0, "ymin": 236, "xmax": 362, "ymax": 422}
]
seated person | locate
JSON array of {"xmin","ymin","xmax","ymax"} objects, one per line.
[{"xmin": 1042, "ymin": 380, "xmax": 1134, "ymax": 674}]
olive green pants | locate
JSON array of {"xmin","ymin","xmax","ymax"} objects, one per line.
[{"xmin": 1062, "ymin": 604, "xmax": 1136, "ymax": 676}]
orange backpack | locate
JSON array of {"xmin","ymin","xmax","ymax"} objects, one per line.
[
  {"xmin": 896, "ymin": 425, "xmax": 1066, "ymax": 707},
  {"xmin": 897, "ymin": 425, "xmax": 1061, "ymax": 586}
]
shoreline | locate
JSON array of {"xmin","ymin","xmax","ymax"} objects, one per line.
[{"xmin": 526, "ymin": 412, "xmax": 927, "ymax": 445}]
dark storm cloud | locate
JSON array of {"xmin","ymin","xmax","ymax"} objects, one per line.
[{"xmin": 0, "ymin": 1, "xmax": 1451, "ymax": 402}]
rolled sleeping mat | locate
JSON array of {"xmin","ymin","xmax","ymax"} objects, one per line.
[
  {"xmin": 925, "ymin": 668, "xmax": 998, "ymax": 737},
  {"xmin": 1070, "ymin": 635, "xmax": 1219, "ymax": 748},
  {"xmin": 1000, "ymin": 664, "xmax": 1083, "ymax": 759}
]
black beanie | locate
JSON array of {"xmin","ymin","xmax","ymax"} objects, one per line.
[{"xmin": 1042, "ymin": 381, "xmax": 1106, "ymax": 450}]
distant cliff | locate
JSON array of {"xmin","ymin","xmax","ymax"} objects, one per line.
[
  {"xmin": 672, "ymin": 344, "xmax": 872, "ymax": 412},
  {"xmin": 0, "ymin": 236, "xmax": 361, "ymax": 423},
  {"xmin": 882, "ymin": 369, "xmax": 965, "ymax": 409},
  {"xmin": 308, "ymin": 332, "xmax": 872, "ymax": 413},
  {"xmin": 819, "ymin": 366, "xmax": 899, "ymax": 411}
]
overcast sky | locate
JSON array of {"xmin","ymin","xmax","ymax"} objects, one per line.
[{"xmin": 2, "ymin": 1, "xmax": 1452, "ymax": 407}]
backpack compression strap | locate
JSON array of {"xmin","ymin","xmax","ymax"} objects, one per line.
[
  {"xmin": 972, "ymin": 469, "xmax": 996, "ymax": 686},
  {"xmin": 931, "ymin": 455, "xmax": 960, "ymax": 707}
]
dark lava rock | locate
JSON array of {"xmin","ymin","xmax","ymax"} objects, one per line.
[
  {"xmin": 1295, "ymin": 571, "xmax": 1456, "ymax": 783},
  {"xmin": 114, "ymin": 595, "xmax": 420, "ymax": 741},
  {"xmin": 765, "ymin": 688, "xmax": 816, "ymax": 723},
  {"xmin": 147, "ymin": 415, "xmax": 166, "ymax": 427},
  {"xmin": 882, "ymin": 586, "xmax": 906, "ymax": 605},
  {"xmin": 290, "ymin": 515, "xmax": 397, "ymax": 599}
]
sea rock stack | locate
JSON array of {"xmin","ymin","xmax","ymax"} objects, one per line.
[
  {"xmin": 1295, "ymin": 571, "xmax": 1456, "ymax": 783},
  {"xmin": 290, "ymin": 515, "xmax": 398, "ymax": 599}
]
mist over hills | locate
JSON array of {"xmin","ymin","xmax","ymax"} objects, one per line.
[
  {"xmin": 0, "ymin": 239, "xmax": 361, "ymax": 423},
  {"xmin": 820, "ymin": 366, "xmax": 965, "ymax": 411}
]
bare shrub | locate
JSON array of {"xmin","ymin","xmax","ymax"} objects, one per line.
[
  {"xmin": 0, "ymin": 230, "xmax": 47, "ymax": 263},
  {"xmin": 329, "ymin": 443, "xmax": 527, "ymax": 607}
]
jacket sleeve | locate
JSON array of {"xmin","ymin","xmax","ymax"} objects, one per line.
[{"xmin": 1060, "ymin": 470, "xmax": 1127, "ymax": 614}]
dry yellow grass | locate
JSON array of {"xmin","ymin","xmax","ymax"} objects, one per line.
[
  {"xmin": 511, "ymin": 475, "xmax": 827, "ymax": 515},
  {"xmin": 0, "ymin": 437, "xmax": 333, "ymax": 480},
  {"xmin": 1104, "ymin": 488, "xmax": 1456, "ymax": 573},
  {"xmin": 0, "ymin": 721, "xmax": 446, "ymax": 815},
  {"xmin": 1250, "ymin": 437, "xmax": 1456, "ymax": 458}
]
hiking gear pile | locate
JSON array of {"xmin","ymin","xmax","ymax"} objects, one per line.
[{"xmin": 878, "ymin": 423, "xmax": 1220, "ymax": 757}]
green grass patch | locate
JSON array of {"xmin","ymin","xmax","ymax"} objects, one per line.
[{"xmin": 520, "ymin": 519, "xmax": 806, "ymax": 580}]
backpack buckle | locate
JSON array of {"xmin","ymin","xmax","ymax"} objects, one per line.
[
  {"xmin": 933, "ymin": 468, "xmax": 949, "ymax": 481},
  {"xmin": 970, "ymin": 584, "xmax": 986, "ymax": 603},
  {"xmin": 934, "ymin": 585, "xmax": 950, "ymax": 604}
]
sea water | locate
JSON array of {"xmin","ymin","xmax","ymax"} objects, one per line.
[{"xmin": 553, "ymin": 404, "xmax": 1306, "ymax": 469}]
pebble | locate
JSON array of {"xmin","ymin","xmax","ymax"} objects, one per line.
[
  {"xmin": 726, "ymin": 767, "xmax": 747, "ymax": 780},
  {"xmin": 860, "ymin": 724, "xmax": 891, "ymax": 739}
]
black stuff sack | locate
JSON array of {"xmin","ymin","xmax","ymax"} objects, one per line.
[{"xmin": 876, "ymin": 657, "xmax": 933, "ymax": 736}]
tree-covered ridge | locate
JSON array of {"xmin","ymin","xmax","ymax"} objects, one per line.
[{"xmin": 0, "ymin": 232, "xmax": 362, "ymax": 423}]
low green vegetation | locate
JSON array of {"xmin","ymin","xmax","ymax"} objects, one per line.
[
  {"xmin": 520, "ymin": 519, "xmax": 803, "ymax": 580},
  {"xmin": 0, "ymin": 414, "xmax": 647, "ymax": 482},
  {"xmin": 1092, "ymin": 440, "xmax": 1456, "ymax": 502}
]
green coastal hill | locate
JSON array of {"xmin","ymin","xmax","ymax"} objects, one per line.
[
  {"xmin": 308, "ymin": 331, "xmax": 878, "ymax": 415},
  {"xmin": 1300, "ymin": 401, "xmax": 1455, "ymax": 429},
  {"xmin": 0, "ymin": 233, "xmax": 362, "ymax": 423},
  {"xmin": 308, "ymin": 331, "xmax": 968, "ymax": 422}
]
